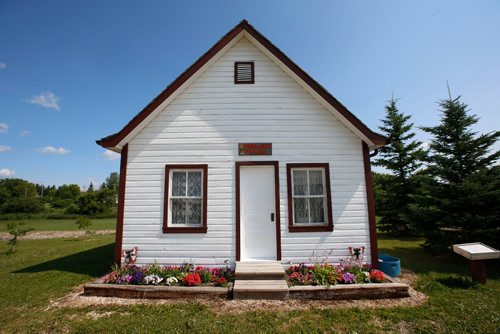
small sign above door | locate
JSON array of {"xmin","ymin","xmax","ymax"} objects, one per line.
[{"xmin": 238, "ymin": 143, "xmax": 272, "ymax": 156}]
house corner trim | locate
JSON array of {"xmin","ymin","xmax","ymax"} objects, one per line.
[
  {"xmin": 115, "ymin": 144, "xmax": 128, "ymax": 265},
  {"xmin": 362, "ymin": 142, "xmax": 379, "ymax": 268}
]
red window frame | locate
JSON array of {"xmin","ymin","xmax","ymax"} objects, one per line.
[
  {"xmin": 286, "ymin": 163, "xmax": 333, "ymax": 232},
  {"xmin": 163, "ymin": 164, "xmax": 208, "ymax": 233}
]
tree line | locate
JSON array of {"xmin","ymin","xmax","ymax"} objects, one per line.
[
  {"xmin": 0, "ymin": 172, "xmax": 119, "ymax": 219},
  {"xmin": 372, "ymin": 92, "xmax": 499, "ymax": 253}
]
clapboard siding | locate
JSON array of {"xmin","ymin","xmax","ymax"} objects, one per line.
[{"xmin": 122, "ymin": 37, "xmax": 372, "ymax": 266}]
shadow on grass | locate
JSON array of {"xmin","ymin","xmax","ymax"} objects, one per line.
[
  {"xmin": 14, "ymin": 243, "xmax": 114, "ymax": 277},
  {"xmin": 436, "ymin": 276, "xmax": 478, "ymax": 289},
  {"xmin": 378, "ymin": 233, "xmax": 423, "ymax": 242}
]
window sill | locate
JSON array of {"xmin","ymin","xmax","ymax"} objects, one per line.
[
  {"xmin": 163, "ymin": 226, "xmax": 207, "ymax": 234},
  {"xmin": 288, "ymin": 225, "xmax": 333, "ymax": 233}
]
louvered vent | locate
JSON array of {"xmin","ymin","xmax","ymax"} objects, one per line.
[{"xmin": 234, "ymin": 62, "xmax": 255, "ymax": 84}]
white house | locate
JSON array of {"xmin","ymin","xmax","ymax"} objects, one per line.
[{"xmin": 97, "ymin": 20, "xmax": 388, "ymax": 268}]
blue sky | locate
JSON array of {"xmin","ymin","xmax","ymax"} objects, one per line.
[{"xmin": 0, "ymin": 1, "xmax": 499, "ymax": 187}]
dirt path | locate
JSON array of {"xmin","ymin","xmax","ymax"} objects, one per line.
[{"xmin": 0, "ymin": 230, "xmax": 115, "ymax": 241}]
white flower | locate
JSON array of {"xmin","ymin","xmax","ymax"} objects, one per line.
[
  {"xmin": 143, "ymin": 274, "xmax": 164, "ymax": 285},
  {"xmin": 165, "ymin": 277, "xmax": 178, "ymax": 286}
]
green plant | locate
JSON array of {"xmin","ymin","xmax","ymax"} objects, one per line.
[
  {"xmin": 75, "ymin": 216, "xmax": 92, "ymax": 230},
  {"xmin": 6, "ymin": 222, "xmax": 33, "ymax": 253},
  {"xmin": 311, "ymin": 264, "xmax": 339, "ymax": 286}
]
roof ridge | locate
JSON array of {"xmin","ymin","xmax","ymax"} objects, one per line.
[{"xmin": 97, "ymin": 20, "xmax": 388, "ymax": 149}]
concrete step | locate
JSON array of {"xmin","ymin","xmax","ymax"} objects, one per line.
[
  {"xmin": 235, "ymin": 261, "xmax": 287, "ymax": 280},
  {"xmin": 233, "ymin": 279, "xmax": 289, "ymax": 300}
]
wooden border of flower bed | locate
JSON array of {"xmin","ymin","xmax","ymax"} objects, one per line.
[
  {"xmin": 83, "ymin": 277, "xmax": 232, "ymax": 300},
  {"xmin": 288, "ymin": 275, "xmax": 410, "ymax": 300},
  {"xmin": 83, "ymin": 275, "xmax": 410, "ymax": 301}
]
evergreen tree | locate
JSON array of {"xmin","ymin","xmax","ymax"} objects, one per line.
[
  {"xmin": 414, "ymin": 95, "xmax": 500, "ymax": 252},
  {"xmin": 101, "ymin": 172, "xmax": 119, "ymax": 191},
  {"xmin": 87, "ymin": 182, "xmax": 94, "ymax": 192},
  {"xmin": 373, "ymin": 98, "xmax": 424, "ymax": 234}
]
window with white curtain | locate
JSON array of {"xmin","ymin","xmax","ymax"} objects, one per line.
[
  {"xmin": 287, "ymin": 163, "xmax": 333, "ymax": 232},
  {"xmin": 163, "ymin": 164, "xmax": 207, "ymax": 233},
  {"xmin": 291, "ymin": 168, "xmax": 327, "ymax": 225},
  {"xmin": 170, "ymin": 170, "xmax": 203, "ymax": 226}
]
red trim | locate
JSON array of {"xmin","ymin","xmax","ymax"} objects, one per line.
[
  {"xmin": 114, "ymin": 144, "xmax": 128, "ymax": 265},
  {"xmin": 234, "ymin": 61, "xmax": 255, "ymax": 84},
  {"xmin": 286, "ymin": 163, "xmax": 334, "ymax": 233},
  {"xmin": 96, "ymin": 20, "xmax": 387, "ymax": 149},
  {"xmin": 235, "ymin": 161, "xmax": 281, "ymax": 261},
  {"xmin": 362, "ymin": 142, "xmax": 379, "ymax": 268},
  {"xmin": 163, "ymin": 164, "xmax": 208, "ymax": 233}
]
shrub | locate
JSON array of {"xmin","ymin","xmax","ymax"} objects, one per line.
[
  {"xmin": 75, "ymin": 216, "xmax": 92, "ymax": 230},
  {"xmin": 6, "ymin": 222, "xmax": 33, "ymax": 253},
  {"xmin": 1, "ymin": 197, "xmax": 44, "ymax": 214}
]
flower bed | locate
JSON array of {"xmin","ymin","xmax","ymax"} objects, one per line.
[
  {"xmin": 286, "ymin": 262, "xmax": 386, "ymax": 287},
  {"xmin": 102, "ymin": 263, "xmax": 234, "ymax": 287},
  {"xmin": 286, "ymin": 261, "xmax": 410, "ymax": 300}
]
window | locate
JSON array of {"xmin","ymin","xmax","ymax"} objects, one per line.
[
  {"xmin": 234, "ymin": 61, "xmax": 255, "ymax": 84},
  {"xmin": 163, "ymin": 164, "xmax": 208, "ymax": 233},
  {"xmin": 286, "ymin": 163, "xmax": 333, "ymax": 232}
]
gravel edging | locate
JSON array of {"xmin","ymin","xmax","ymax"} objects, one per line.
[{"xmin": 0, "ymin": 230, "xmax": 115, "ymax": 240}]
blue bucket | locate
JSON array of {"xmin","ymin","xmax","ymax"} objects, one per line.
[{"xmin": 378, "ymin": 253, "xmax": 401, "ymax": 277}]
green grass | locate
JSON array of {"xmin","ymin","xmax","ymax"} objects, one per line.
[
  {"xmin": 0, "ymin": 218, "xmax": 116, "ymax": 232},
  {"xmin": 0, "ymin": 235, "xmax": 499, "ymax": 333}
]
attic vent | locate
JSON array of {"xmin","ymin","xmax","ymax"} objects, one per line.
[{"xmin": 234, "ymin": 62, "xmax": 254, "ymax": 84}]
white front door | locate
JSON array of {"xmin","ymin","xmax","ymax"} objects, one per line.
[{"xmin": 240, "ymin": 166, "xmax": 277, "ymax": 261}]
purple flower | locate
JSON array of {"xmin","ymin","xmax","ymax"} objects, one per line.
[
  {"xmin": 343, "ymin": 272, "xmax": 356, "ymax": 284},
  {"xmin": 131, "ymin": 271, "xmax": 144, "ymax": 284},
  {"xmin": 116, "ymin": 274, "xmax": 133, "ymax": 285}
]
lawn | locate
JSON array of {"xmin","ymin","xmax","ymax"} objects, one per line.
[
  {"xmin": 0, "ymin": 218, "xmax": 116, "ymax": 232},
  {"xmin": 0, "ymin": 235, "xmax": 499, "ymax": 333}
]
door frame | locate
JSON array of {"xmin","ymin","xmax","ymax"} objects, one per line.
[{"xmin": 235, "ymin": 161, "xmax": 281, "ymax": 261}]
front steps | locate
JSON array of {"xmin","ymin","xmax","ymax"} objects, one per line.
[{"xmin": 233, "ymin": 261, "xmax": 289, "ymax": 300}]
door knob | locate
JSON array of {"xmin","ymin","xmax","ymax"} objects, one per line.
[{"xmin": 271, "ymin": 213, "xmax": 275, "ymax": 222}]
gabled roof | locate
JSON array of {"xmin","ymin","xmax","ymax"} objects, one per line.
[{"xmin": 97, "ymin": 20, "xmax": 388, "ymax": 151}]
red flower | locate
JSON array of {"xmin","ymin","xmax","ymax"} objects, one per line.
[
  {"xmin": 182, "ymin": 273, "xmax": 202, "ymax": 286},
  {"xmin": 369, "ymin": 270, "xmax": 385, "ymax": 283},
  {"xmin": 215, "ymin": 277, "xmax": 228, "ymax": 286},
  {"xmin": 337, "ymin": 271, "xmax": 343, "ymax": 283}
]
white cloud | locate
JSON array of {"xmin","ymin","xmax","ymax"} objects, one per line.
[
  {"xmin": 0, "ymin": 145, "xmax": 12, "ymax": 152},
  {"xmin": 0, "ymin": 168, "xmax": 15, "ymax": 178},
  {"xmin": 37, "ymin": 146, "xmax": 70, "ymax": 155},
  {"xmin": 102, "ymin": 150, "xmax": 120, "ymax": 161},
  {"xmin": 27, "ymin": 91, "xmax": 61, "ymax": 111},
  {"xmin": 20, "ymin": 130, "xmax": 31, "ymax": 137},
  {"xmin": 420, "ymin": 141, "xmax": 430, "ymax": 151},
  {"xmin": 0, "ymin": 62, "xmax": 6, "ymax": 70},
  {"xmin": 0, "ymin": 123, "xmax": 8, "ymax": 133}
]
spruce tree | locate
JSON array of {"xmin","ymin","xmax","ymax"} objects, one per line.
[
  {"xmin": 373, "ymin": 98, "xmax": 424, "ymax": 234},
  {"xmin": 415, "ymin": 95, "xmax": 500, "ymax": 252}
]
